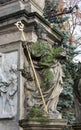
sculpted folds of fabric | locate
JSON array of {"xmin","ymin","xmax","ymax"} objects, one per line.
[{"xmin": 0, "ymin": 52, "xmax": 18, "ymax": 118}]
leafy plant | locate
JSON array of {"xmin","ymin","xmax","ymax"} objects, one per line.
[
  {"xmin": 30, "ymin": 41, "xmax": 63, "ymax": 90},
  {"xmin": 29, "ymin": 106, "xmax": 43, "ymax": 117},
  {"xmin": 25, "ymin": 106, "xmax": 49, "ymax": 125},
  {"xmin": 31, "ymin": 41, "xmax": 63, "ymax": 67},
  {"xmin": 41, "ymin": 68, "xmax": 54, "ymax": 90}
]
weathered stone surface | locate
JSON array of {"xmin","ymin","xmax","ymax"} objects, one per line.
[
  {"xmin": 0, "ymin": 42, "xmax": 22, "ymax": 130},
  {"xmin": 0, "ymin": 0, "xmax": 45, "ymax": 17},
  {"xmin": 0, "ymin": 0, "xmax": 24, "ymax": 17},
  {"xmin": 24, "ymin": 59, "xmax": 64, "ymax": 119},
  {"xmin": 19, "ymin": 119, "xmax": 67, "ymax": 130},
  {"xmin": 24, "ymin": 0, "xmax": 45, "ymax": 15},
  {"xmin": 0, "ymin": 11, "xmax": 63, "ymax": 46},
  {"xmin": 0, "ymin": 120, "xmax": 19, "ymax": 130},
  {"xmin": 0, "ymin": 0, "xmax": 12, "ymax": 4},
  {"xmin": 30, "ymin": 0, "xmax": 45, "ymax": 10},
  {"xmin": 0, "ymin": 52, "xmax": 18, "ymax": 119},
  {"xmin": 0, "ymin": 1, "xmax": 64, "ymax": 130}
]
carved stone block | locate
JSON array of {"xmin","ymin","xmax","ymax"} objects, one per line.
[
  {"xmin": 19, "ymin": 119, "xmax": 67, "ymax": 130},
  {"xmin": 0, "ymin": 51, "xmax": 18, "ymax": 119}
]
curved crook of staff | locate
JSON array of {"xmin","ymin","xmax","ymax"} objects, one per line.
[{"xmin": 15, "ymin": 21, "xmax": 48, "ymax": 114}]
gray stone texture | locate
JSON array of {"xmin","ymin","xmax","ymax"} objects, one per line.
[
  {"xmin": 0, "ymin": 42, "xmax": 22, "ymax": 130},
  {"xmin": 0, "ymin": 51, "xmax": 18, "ymax": 119},
  {"xmin": 19, "ymin": 119, "xmax": 67, "ymax": 130},
  {"xmin": 0, "ymin": 0, "xmax": 25, "ymax": 17},
  {"xmin": 0, "ymin": 0, "xmax": 65, "ymax": 130},
  {"xmin": 24, "ymin": 0, "xmax": 45, "ymax": 15}
]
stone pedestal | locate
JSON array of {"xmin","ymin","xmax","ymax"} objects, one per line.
[
  {"xmin": 19, "ymin": 119, "xmax": 67, "ymax": 130},
  {"xmin": 72, "ymin": 123, "xmax": 81, "ymax": 130}
]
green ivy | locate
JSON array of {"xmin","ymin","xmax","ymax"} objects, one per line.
[
  {"xmin": 30, "ymin": 41, "xmax": 63, "ymax": 90},
  {"xmin": 31, "ymin": 42, "xmax": 63, "ymax": 67},
  {"xmin": 41, "ymin": 68, "xmax": 54, "ymax": 90},
  {"xmin": 28, "ymin": 106, "xmax": 43, "ymax": 118},
  {"xmin": 25, "ymin": 106, "xmax": 49, "ymax": 125}
]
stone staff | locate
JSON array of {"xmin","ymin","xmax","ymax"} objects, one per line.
[{"xmin": 15, "ymin": 21, "xmax": 48, "ymax": 114}]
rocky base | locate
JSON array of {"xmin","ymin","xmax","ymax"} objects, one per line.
[{"xmin": 19, "ymin": 119, "xmax": 67, "ymax": 130}]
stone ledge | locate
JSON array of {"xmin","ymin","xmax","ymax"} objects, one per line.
[
  {"xmin": 25, "ymin": 0, "xmax": 45, "ymax": 10},
  {"xmin": 19, "ymin": 119, "xmax": 67, "ymax": 130},
  {"xmin": 24, "ymin": 0, "xmax": 45, "ymax": 15},
  {"xmin": 0, "ymin": 10, "xmax": 63, "ymax": 44},
  {"xmin": 0, "ymin": 0, "xmax": 24, "ymax": 17},
  {"xmin": 0, "ymin": 0, "xmax": 44, "ymax": 17}
]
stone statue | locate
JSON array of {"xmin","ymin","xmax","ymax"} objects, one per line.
[
  {"xmin": 23, "ymin": 41, "xmax": 64, "ymax": 119},
  {"xmin": 24, "ymin": 42, "xmax": 65, "ymax": 119},
  {"xmin": 44, "ymin": 61, "xmax": 64, "ymax": 118},
  {"xmin": 24, "ymin": 80, "xmax": 36, "ymax": 115},
  {"xmin": 23, "ymin": 64, "xmax": 37, "ymax": 115}
]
